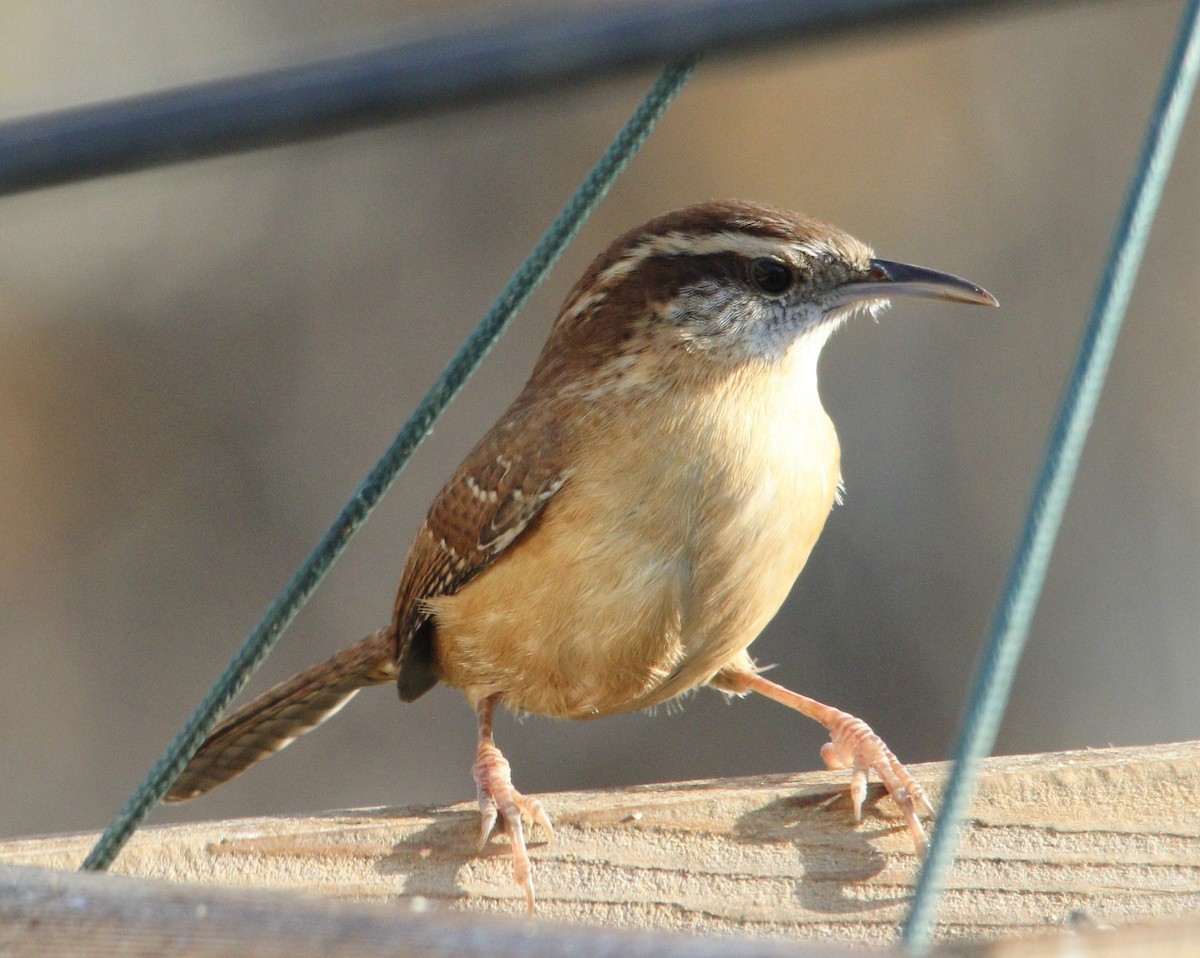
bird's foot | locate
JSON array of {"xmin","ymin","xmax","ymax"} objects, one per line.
[
  {"xmin": 472, "ymin": 720, "xmax": 554, "ymax": 914},
  {"xmin": 819, "ymin": 706, "xmax": 933, "ymax": 855},
  {"xmin": 730, "ymin": 671, "xmax": 933, "ymax": 855}
]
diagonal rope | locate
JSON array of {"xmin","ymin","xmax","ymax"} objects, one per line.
[
  {"xmin": 81, "ymin": 55, "xmax": 699, "ymax": 872},
  {"xmin": 902, "ymin": 1, "xmax": 1200, "ymax": 950}
]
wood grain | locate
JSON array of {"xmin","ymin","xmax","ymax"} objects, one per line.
[
  {"xmin": 2, "ymin": 741, "xmax": 1198, "ymax": 949},
  {"xmin": 4, "ymin": 861, "xmax": 1199, "ymax": 958}
]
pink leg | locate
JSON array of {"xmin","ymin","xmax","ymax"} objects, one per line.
[
  {"xmin": 740, "ymin": 673, "xmax": 932, "ymax": 853},
  {"xmin": 472, "ymin": 695, "xmax": 554, "ymax": 914}
]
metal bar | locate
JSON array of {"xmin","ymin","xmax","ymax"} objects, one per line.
[{"xmin": 0, "ymin": 0, "xmax": 1060, "ymax": 197}]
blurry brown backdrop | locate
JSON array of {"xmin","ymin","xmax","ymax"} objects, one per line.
[{"xmin": 1, "ymin": 0, "xmax": 1196, "ymax": 840}]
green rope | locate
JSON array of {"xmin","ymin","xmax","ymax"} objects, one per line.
[
  {"xmin": 902, "ymin": 1, "xmax": 1200, "ymax": 950},
  {"xmin": 81, "ymin": 55, "xmax": 699, "ymax": 872}
]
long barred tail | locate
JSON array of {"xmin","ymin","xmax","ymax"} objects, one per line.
[{"xmin": 164, "ymin": 629, "xmax": 398, "ymax": 802}]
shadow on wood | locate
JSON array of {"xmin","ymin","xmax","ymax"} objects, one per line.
[{"xmin": 1, "ymin": 741, "xmax": 1198, "ymax": 950}]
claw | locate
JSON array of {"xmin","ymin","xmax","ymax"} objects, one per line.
[
  {"xmin": 849, "ymin": 765, "xmax": 869, "ymax": 822},
  {"xmin": 526, "ymin": 795, "xmax": 556, "ymax": 842},
  {"xmin": 477, "ymin": 798, "xmax": 498, "ymax": 852}
]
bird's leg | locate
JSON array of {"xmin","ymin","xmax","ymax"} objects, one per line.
[
  {"xmin": 726, "ymin": 671, "xmax": 933, "ymax": 854},
  {"xmin": 472, "ymin": 694, "xmax": 554, "ymax": 914}
]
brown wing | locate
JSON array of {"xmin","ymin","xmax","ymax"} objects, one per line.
[{"xmin": 393, "ymin": 404, "xmax": 570, "ymax": 700}]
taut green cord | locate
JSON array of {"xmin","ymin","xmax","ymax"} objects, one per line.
[
  {"xmin": 81, "ymin": 55, "xmax": 698, "ymax": 872},
  {"xmin": 902, "ymin": 2, "xmax": 1200, "ymax": 950}
]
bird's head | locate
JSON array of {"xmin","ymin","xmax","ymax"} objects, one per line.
[{"xmin": 550, "ymin": 200, "xmax": 995, "ymax": 370}]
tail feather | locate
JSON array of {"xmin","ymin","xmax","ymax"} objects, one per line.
[{"xmin": 165, "ymin": 629, "xmax": 397, "ymax": 802}]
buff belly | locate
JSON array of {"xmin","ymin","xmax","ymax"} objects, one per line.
[{"xmin": 427, "ymin": 365, "xmax": 842, "ymax": 720}]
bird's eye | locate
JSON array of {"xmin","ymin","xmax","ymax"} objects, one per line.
[{"xmin": 750, "ymin": 257, "xmax": 795, "ymax": 296}]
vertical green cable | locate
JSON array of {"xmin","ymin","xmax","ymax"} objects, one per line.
[
  {"xmin": 903, "ymin": 2, "xmax": 1200, "ymax": 950},
  {"xmin": 81, "ymin": 55, "xmax": 698, "ymax": 872}
]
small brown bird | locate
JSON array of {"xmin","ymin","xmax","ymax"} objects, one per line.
[{"xmin": 166, "ymin": 200, "xmax": 996, "ymax": 911}]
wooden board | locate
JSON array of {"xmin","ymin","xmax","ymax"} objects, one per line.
[
  {"xmin": 4, "ymin": 860, "xmax": 1200, "ymax": 958},
  {"xmin": 2, "ymin": 741, "xmax": 1198, "ymax": 949}
]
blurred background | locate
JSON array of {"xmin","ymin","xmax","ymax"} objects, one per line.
[{"xmin": 0, "ymin": 0, "xmax": 1196, "ymax": 841}]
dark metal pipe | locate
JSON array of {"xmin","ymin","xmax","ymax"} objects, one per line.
[{"xmin": 0, "ymin": 0, "xmax": 1060, "ymax": 196}]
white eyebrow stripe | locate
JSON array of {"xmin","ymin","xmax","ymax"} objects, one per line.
[
  {"xmin": 644, "ymin": 230, "xmax": 830, "ymax": 260},
  {"xmin": 595, "ymin": 230, "xmax": 834, "ymax": 289}
]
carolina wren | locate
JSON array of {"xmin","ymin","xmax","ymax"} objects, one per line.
[{"xmin": 166, "ymin": 200, "xmax": 996, "ymax": 912}]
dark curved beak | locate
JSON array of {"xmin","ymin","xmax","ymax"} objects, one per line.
[{"xmin": 833, "ymin": 258, "xmax": 998, "ymax": 309}]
